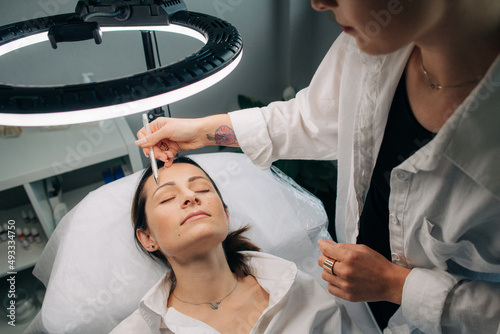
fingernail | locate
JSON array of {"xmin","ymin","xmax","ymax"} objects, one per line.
[{"xmin": 135, "ymin": 138, "xmax": 147, "ymax": 146}]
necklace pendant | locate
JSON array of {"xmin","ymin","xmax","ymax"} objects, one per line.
[{"xmin": 210, "ymin": 302, "xmax": 220, "ymax": 310}]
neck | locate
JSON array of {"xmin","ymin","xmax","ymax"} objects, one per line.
[
  {"xmin": 415, "ymin": 0, "xmax": 500, "ymax": 86},
  {"xmin": 169, "ymin": 246, "xmax": 237, "ymax": 303}
]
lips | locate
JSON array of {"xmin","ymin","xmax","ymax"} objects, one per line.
[{"xmin": 182, "ymin": 210, "xmax": 210, "ymax": 225}]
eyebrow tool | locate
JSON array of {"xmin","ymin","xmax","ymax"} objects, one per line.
[{"xmin": 142, "ymin": 113, "xmax": 159, "ymax": 186}]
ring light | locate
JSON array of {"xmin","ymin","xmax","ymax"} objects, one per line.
[{"xmin": 0, "ymin": 0, "xmax": 243, "ymax": 126}]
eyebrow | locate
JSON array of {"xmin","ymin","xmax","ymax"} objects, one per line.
[{"xmin": 152, "ymin": 175, "xmax": 209, "ymax": 197}]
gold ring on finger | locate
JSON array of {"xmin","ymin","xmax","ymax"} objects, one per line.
[
  {"xmin": 322, "ymin": 258, "xmax": 337, "ymax": 275},
  {"xmin": 159, "ymin": 142, "xmax": 169, "ymax": 151}
]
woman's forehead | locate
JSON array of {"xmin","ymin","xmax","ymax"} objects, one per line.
[
  {"xmin": 145, "ymin": 163, "xmax": 209, "ymax": 194},
  {"xmin": 161, "ymin": 163, "xmax": 205, "ymax": 179}
]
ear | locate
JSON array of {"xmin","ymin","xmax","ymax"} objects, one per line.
[{"xmin": 136, "ymin": 229, "xmax": 158, "ymax": 253}]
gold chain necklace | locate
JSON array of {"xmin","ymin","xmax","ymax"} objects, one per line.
[
  {"xmin": 172, "ymin": 279, "xmax": 238, "ymax": 310},
  {"xmin": 421, "ymin": 60, "xmax": 482, "ymax": 90}
]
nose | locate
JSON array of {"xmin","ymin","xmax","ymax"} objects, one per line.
[
  {"xmin": 311, "ymin": 0, "xmax": 338, "ymax": 11},
  {"xmin": 182, "ymin": 190, "xmax": 200, "ymax": 207}
]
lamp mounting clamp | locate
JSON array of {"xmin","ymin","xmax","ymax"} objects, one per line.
[
  {"xmin": 75, "ymin": 0, "xmax": 187, "ymax": 26},
  {"xmin": 48, "ymin": 0, "xmax": 187, "ymax": 49}
]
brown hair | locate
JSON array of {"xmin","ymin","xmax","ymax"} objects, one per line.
[{"xmin": 131, "ymin": 156, "xmax": 260, "ymax": 282}]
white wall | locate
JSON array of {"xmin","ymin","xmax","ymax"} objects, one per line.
[{"xmin": 0, "ymin": 0, "xmax": 341, "ymax": 141}]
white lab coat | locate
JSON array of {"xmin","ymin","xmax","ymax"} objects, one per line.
[
  {"xmin": 110, "ymin": 251, "xmax": 361, "ymax": 333},
  {"xmin": 229, "ymin": 33, "xmax": 500, "ymax": 333}
]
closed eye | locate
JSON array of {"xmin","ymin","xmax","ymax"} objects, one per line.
[
  {"xmin": 195, "ymin": 189, "xmax": 210, "ymax": 193},
  {"xmin": 160, "ymin": 197, "xmax": 175, "ymax": 204}
]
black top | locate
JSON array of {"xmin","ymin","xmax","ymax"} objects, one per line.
[{"xmin": 357, "ymin": 72, "xmax": 435, "ymax": 330}]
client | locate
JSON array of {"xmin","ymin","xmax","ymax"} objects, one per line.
[{"xmin": 111, "ymin": 156, "xmax": 360, "ymax": 333}]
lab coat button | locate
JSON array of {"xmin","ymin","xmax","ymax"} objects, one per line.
[
  {"xmin": 391, "ymin": 253, "xmax": 400, "ymax": 261},
  {"xmin": 389, "ymin": 214, "xmax": 399, "ymax": 225},
  {"xmin": 396, "ymin": 171, "xmax": 408, "ymax": 180}
]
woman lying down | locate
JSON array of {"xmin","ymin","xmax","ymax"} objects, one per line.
[{"xmin": 111, "ymin": 157, "xmax": 360, "ymax": 333}]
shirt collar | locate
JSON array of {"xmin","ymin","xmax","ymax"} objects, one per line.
[
  {"xmin": 137, "ymin": 251, "xmax": 298, "ymax": 333},
  {"xmin": 138, "ymin": 274, "xmax": 172, "ymax": 333},
  {"xmin": 441, "ymin": 54, "xmax": 500, "ymax": 200},
  {"xmin": 403, "ymin": 54, "xmax": 500, "ymax": 200}
]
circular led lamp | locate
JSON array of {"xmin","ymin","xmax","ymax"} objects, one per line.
[{"xmin": 0, "ymin": 11, "xmax": 243, "ymax": 126}]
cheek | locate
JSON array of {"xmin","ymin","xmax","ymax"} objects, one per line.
[
  {"xmin": 148, "ymin": 209, "xmax": 181, "ymax": 241},
  {"xmin": 153, "ymin": 224, "xmax": 183, "ymax": 258},
  {"xmin": 211, "ymin": 199, "xmax": 229, "ymax": 221}
]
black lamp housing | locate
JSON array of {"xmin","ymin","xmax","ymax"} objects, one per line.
[{"xmin": 0, "ymin": 0, "xmax": 243, "ymax": 125}]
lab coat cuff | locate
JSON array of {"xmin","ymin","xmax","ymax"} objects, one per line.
[
  {"xmin": 401, "ymin": 268, "xmax": 458, "ymax": 334},
  {"xmin": 229, "ymin": 108, "xmax": 274, "ymax": 169}
]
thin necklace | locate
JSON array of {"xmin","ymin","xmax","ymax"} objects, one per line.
[
  {"xmin": 421, "ymin": 60, "xmax": 482, "ymax": 90},
  {"xmin": 172, "ymin": 279, "xmax": 238, "ymax": 310}
]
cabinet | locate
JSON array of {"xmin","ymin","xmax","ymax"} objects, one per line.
[{"xmin": 0, "ymin": 118, "xmax": 143, "ymax": 332}]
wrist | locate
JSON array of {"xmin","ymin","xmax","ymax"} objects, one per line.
[
  {"xmin": 200, "ymin": 114, "xmax": 238, "ymax": 147},
  {"xmin": 386, "ymin": 265, "xmax": 412, "ymax": 305}
]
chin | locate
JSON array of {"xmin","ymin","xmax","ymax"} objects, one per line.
[
  {"xmin": 353, "ymin": 35, "xmax": 408, "ymax": 56},
  {"xmin": 189, "ymin": 223, "xmax": 228, "ymax": 243}
]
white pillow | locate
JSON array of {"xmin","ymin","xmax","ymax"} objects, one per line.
[{"xmin": 27, "ymin": 152, "xmax": 332, "ymax": 334}]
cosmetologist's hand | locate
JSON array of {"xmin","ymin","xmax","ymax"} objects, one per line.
[
  {"xmin": 135, "ymin": 114, "xmax": 237, "ymax": 167},
  {"xmin": 318, "ymin": 239, "xmax": 411, "ymax": 304},
  {"xmin": 135, "ymin": 117, "xmax": 205, "ymax": 167}
]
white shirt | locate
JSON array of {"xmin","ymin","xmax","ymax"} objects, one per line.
[
  {"xmin": 229, "ymin": 33, "xmax": 500, "ymax": 334},
  {"xmin": 110, "ymin": 251, "xmax": 361, "ymax": 334}
]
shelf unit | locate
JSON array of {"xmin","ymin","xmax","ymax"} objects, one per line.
[
  {"xmin": 0, "ymin": 117, "xmax": 143, "ymax": 330},
  {"xmin": 0, "ymin": 118, "xmax": 143, "ymax": 237}
]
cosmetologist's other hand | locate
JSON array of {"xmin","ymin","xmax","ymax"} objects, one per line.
[{"xmin": 318, "ymin": 239, "xmax": 411, "ymax": 304}]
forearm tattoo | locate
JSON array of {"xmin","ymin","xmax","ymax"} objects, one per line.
[{"xmin": 206, "ymin": 125, "xmax": 237, "ymax": 145}]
